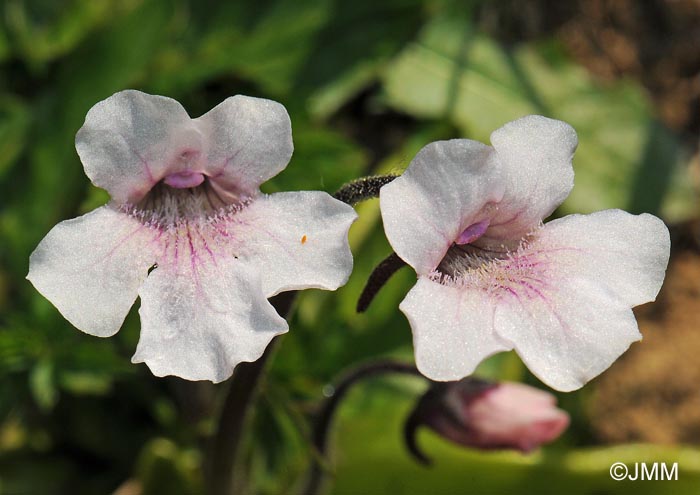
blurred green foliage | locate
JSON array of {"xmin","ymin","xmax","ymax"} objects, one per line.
[{"xmin": 0, "ymin": 0, "xmax": 697, "ymax": 494}]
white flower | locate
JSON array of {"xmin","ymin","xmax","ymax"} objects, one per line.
[
  {"xmin": 27, "ymin": 90, "xmax": 357, "ymax": 382},
  {"xmin": 380, "ymin": 115, "xmax": 670, "ymax": 391}
]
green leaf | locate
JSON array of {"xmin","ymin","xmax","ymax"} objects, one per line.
[
  {"xmin": 29, "ymin": 358, "xmax": 57, "ymax": 411},
  {"xmin": 147, "ymin": 0, "xmax": 331, "ymax": 97},
  {"xmin": 0, "ymin": 23, "xmax": 11, "ymax": 62},
  {"xmin": 58, "ymin": 370, "xmax": 112, "ymax": 396},
  {"xmin": 0, "ymin": 95, "xmax": 30, "ymax": 180},
  {"xmin": 262, "ymin": 122, "xmax": 368, "ymax": 194},
  {"xmin": 298, "ymin": 0, "xmax": 426, "ymax": 119},
  {"xmin": 0, "ymin": 454, "xmax": 75, "ymax": 495},
  {"xmin": 0, "ymin": 322, "xmax": 41, "ymax": 373},
  {"xmin": 136, "ymin": 438, "xmax": 202, "ymax": 495},
  {"xmin": 4, "ymin": 0, "xmax": 131, "ymax": 68},
  {"xmin": 382, "ymin": 15, "xmax": 696, "ymax": 220}
]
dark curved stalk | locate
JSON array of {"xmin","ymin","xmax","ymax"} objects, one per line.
[
  {"xmin": 206, "ymin": 291, "xmax": 296, "ymax": 495},
  {"xmin": 304, "ymin": 360, "xmax": 424, "ymax": 495},
  {"xmin": 356, "ymin": 252, "xmax": 407, "ymax": 312},
  {"xmin": 403, "ymin": 404, "xmax": 433, "ymax": 466}
]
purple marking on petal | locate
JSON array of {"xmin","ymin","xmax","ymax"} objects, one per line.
[
  {"xmin": 456, "ymin": 219, "xmax": 490, "ymax": 245},
  {"xmin": 164, "ymin": 171, "xmax": 205, "ymax": 189}
]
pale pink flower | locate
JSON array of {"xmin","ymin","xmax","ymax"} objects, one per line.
[
  {"xmin": 425, "ymin": 380, "xmax": 569, "ymax": 453},
  {"xmin": 27, "ymin": 90, "xmax": 356, "ymax": 382},
  {"xmin": 380, "ymin": 115, "xmax": 670, "ymax": 391}
]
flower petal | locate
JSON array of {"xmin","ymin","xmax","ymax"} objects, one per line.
[
  {"xmin": 27, "ymin": 206, "xmax": 155, "ymax": 337},
  {"xmin": 491, "ymin": 211, "xmax": 668, "ymax": 391},
  {"xmin": 494, "ymin": 276, "xmax": 641, "ymax": 392},
  {"xmin": 235, "ymin": 192, "xmax": 357, "ymax": 297},
  {"xmin": 401, "ymin": 278, "xmax": 512, "ymax": 381},
  {"xmin": 487, "ymin": 115, "xmax": 577, "ymax": 238},
  {"xmin": 195, "ymin": 95, "xmax": 293, "ymax": 197},
  {"xmin": 133, "ymin": 261, "xmax": 287, "ymax": 382},
  {"xmin": 380, "ymin": 140, "xmax": 504, "ymax": 275},
  {"xmin": 76, "ymin": 90, "xmax": 198, "ymax": 204},
  {"xmin": 540, "ymin": 210, "xmax": 670, "ymax": 307}
]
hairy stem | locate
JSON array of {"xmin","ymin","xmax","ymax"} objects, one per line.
[
  {"xmin": 206, "ymin": 291, "xmax": 296, "ymax": 495},
  {"xmin": 304, "ymin": 360, "xmax": 423, "ymax": 495},
  {"xmin": 333, "ymin": 175, "xmax": 398, "ymax": 206}
]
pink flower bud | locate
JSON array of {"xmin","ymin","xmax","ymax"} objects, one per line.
[{"xmin": 425, "ymin": 380, "xmax": 569, "ymax": 453}]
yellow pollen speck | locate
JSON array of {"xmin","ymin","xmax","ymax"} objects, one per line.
[{"xmin": 301, "ymin": 235, "xmax": 307, "ymax": 245}]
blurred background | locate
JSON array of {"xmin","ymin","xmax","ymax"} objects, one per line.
[{"xmin": 1, "ymin": 0, "xmax": 699, "ymax": 493}]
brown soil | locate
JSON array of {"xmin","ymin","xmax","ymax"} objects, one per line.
[
  {"xmin": 478, "ymin": 0, "xmax": 700, "ymax": 136},
  {"xmin": 560, "ymin": 0, "xmax": 700, "ymax": 135},
  {"xmin": 590, "ymin": 220, "xmax": 700, "ymax": 444}
]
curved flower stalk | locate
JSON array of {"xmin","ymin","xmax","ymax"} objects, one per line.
[
  {"xmin": 27, "ymin": 90, "xmax": 357, "ymax": 383},
  {"xmin": 380, "ymin": 115, "xmax": 670, "ymax": 392}
]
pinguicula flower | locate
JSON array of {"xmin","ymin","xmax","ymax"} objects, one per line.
[
  {"xmin": 380, "ymin": 115, "xmax": 670, "ymax": 391},
  {"xmin": 27, "ymin": 90, "xmax": 357, "ymax": 382}
]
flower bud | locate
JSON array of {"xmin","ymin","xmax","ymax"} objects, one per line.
[{"xmin": 405, "ymin": 379, "xmax": 569, "ymax": 463}]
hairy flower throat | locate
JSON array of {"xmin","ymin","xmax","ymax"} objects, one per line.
[
  {"xmin": 118, "ymin": 182, "xmax": 252, "ymax": 274},
  {"xmin": 433, "ymin": 232, "xmax": 553, "ymax": 301}
]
